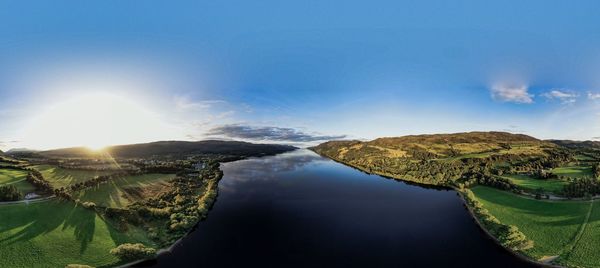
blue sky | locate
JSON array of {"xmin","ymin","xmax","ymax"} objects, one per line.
[{"xmin": 2, "ymin": 1, "xmax": 600, "ymax": 149}]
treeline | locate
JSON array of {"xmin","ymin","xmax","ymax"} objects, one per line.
[
  {"xmin": 464, "ymin": 190, "xmax": 533, "ymax": 251},
  {"xmin": 562, "ymin": 178, "xmax": 600, "ymax": 198},
  {"xmin": 459, "ymin": 172, "xmax": 519, "ymax": 192},
  {"xmin": 25, "ymin": 169, "xmax": 52, "ymax": 194}
]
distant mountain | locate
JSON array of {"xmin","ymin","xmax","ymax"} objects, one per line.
[
  {"xmin": 548, "ymin": 140, "xmax": 600, "ymax": 149},
  {"xmin": 5, "ymin": 148, "xmax": 38, "ymax": 154},
  {"xmin": 40, "ymin": 140, "xmax": 297, "ymax": 158}
]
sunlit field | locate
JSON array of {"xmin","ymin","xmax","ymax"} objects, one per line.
[
  {"xmin": 74, "ymin": 173, "xmax": 176, "ymax": 208},
  {"xmin": 0, "ymin": 200, "xmax": 153, "ymax": 268},
  {"xmin": 472, "ymin": 186, "xmax": 600, "ymax": 267},
  {"xmin": 33, "ymin": 165, "xmax": 118, "ymax": 189}
]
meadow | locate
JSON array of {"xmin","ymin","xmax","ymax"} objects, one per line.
[
  {"xmin": 502, "ymin": 174, "xmax": 568, "ymax": 194},
  {"xmin": 0, "ymin": 200, "xmax": 153, "ymax": 268},
  {"xmin": 33, "ymin": 165, "xmax": 118, "ymax": 189},
  {"xmin": 74, "ymin": 173, "xmax": 176, "ymax": 208},
  {"xmin": 551, "ymin": 166, "xmax": 593, "ymax": 178},
  {"xmin": 472, "ymin": 186, "xmax": 600, "ymax": 267},
  {"xmin": 0, "ymin": 168, "xmax": 35, "ymax": 196}
]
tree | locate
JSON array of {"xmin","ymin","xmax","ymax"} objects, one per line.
[
  {"xmin": 110, "ymin": 243, "xmax": 156, "ymax": 260},
  {"xmin": 0, "ymin": 185, "xmax": 22, "ymax": 201}
]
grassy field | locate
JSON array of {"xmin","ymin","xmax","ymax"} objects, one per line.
[
  {"xmin": 551, "ymin": 166, "xmax": 593, "ymax": 178},
  {"xmin": 75, "ymin": 173, "xmax": 176, "ymax": 208},
  {"xmin": 471, "ymin": 186, "xmax": 600, "ymax": 266},
  {"xmin": 503, "ymin": 174, "xmax": 568, "ymax": 194},
  {"xmin": 0, "ymin": 169, "xmax": 28, "ymax": 185},
  {"xmin": 0, "ymin": 200, "xmax": 154, "ymax": 268},
  {"xmin": 0, "ymin": 168, "xmax": 35, "ymax": 196},
  {"xmin": 33, "ymin": 165, "xmax": 118, "ymax": 189}
]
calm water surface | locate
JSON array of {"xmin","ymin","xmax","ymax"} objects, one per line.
[{"xmin": 138, "ymin": 149, "xmax": 534, "ymax": 267}]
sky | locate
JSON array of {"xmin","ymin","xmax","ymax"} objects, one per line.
[{"xmin": 2, "ymin": 1, "xmax": 600, "ymax": 150}]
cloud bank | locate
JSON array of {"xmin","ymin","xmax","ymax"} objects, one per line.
[
  {"xmin": 207, "ymin": 124, "xmax": 346, "ymax": 142},
  {"xmin": 490, "ymin": 84, "xmax": 533, "ymax": 103}
]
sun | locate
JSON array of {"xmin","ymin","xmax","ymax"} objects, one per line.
[{"xmin": 22, "ymin": 92, "xmax": 175, "ymax": 150}]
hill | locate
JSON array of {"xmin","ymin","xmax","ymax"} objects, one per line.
[
  {"xmin": 311, "ymin": 131, "xmax": 569, "ymax": 185},
  {"xmin": 39, "ymin": 140, "xmax": 296, "ymax": 159},
  {"xmin": 548, "ymin": 139, "xmax": 600, "ymax": 150}
]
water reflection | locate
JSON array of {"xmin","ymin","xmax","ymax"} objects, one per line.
[{"xmin": 139, "ymin": 149, "xmax": 534, "ymax": 268}]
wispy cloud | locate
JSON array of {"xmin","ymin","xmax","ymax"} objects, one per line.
[
  {"xmin": 490, "ymin": 84, "xmax": 533, "ymax": 104},
  {"xmin": 541, "ymin": 89, "xmax": 578, "ymax": 104},
  {"xmin": 206, "ymin": 124, "xmax": 346, "ymax": 142},
  {"xmin": 174, "ymin": 96, "xmax": 227, "ymax": 111},
  {"xmin": 588, "ymin": 92, "xmax": 600, "ymax": 100}
]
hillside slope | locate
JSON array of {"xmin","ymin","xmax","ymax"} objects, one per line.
[{"xmin": 311, "ymin": 132, "xmax": 570, "ymax": 185}]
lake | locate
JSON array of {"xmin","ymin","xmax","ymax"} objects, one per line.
[{"xmin": 137, "ymin": 149, "xmax": 534, "ymax": 267}]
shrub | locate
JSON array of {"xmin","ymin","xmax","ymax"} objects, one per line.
[
  {"xmin": 65, "ymin": 264, "xmax": 94, "ymax": 268},
  {"xmin": 81, "ymin": 201, "xmax": 96, "ymax": 209},
  {"xmin": 109, "ymin": 243, "xmax": 156, "ymax": 260}
]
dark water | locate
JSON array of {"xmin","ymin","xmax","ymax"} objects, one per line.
[{"xmin": 138, "ymin": 149, "xmax": 534, "ymax": 268}]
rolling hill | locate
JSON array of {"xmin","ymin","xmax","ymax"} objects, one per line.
[
  {"xmin": 311, "ymin": 131, "xmax": 569, "ymax": 185},
  {"xmin": 38, "ymin": 140, "xmax": 296, "ymax": 158}
]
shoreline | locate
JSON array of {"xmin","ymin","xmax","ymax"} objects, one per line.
[
  {"xmin": 311, "ymin": 150, "xmax": 567, "ymax": 268},
  {"xmin": 117, "ymin": 150, "xmax": 298, "ymax": 268}
]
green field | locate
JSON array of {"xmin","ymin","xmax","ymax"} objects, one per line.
[
  {"xmin": 472, "ymin": 186, "xmax": 600, "ymax": 266},
  {"xmin": 75, "ymin": 173, "xmax": 176, "ymax": 208},
  {"xmin": 0, "ymin": 200, "xmax": 153, "ymax": 268},
  {"xmin": 0, "ymin": 168, "xmax": 35, "ymax": 196},
  {"xmin": 503, "ymin": 174, "xmax": 568, "ymax": 194},
  {"xmin": 0, "ymin": 169, "xmax": 28, "ymax": 185},
  {"xmin": 551, "ymin": 166, "xmax": 593, "ymax": 178},
  {"xmin": 33, "ymin": 165, "xmax": 118, "ymax": 189},
  {"xmin": 575, "ymin": 154, "xmax": 596, "ymax": 161}
]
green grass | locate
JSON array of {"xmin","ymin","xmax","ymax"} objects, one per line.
[
  {"xmin": 0, "ymin": 169, "xmax": 28, "ymax": 185},
  {"xmin": 75, "ymin": 173, "xmax": 176, "ymax": 208},
  {"xmin": 503, "ymin": 174, "xmax": 568, "ymax": 194},
  {"xmin": 0, "ymin": 200, "xmax": 154, "ymax": 268},
  {"xmin": 471, "ymin": 186, "xmax": 591, "ymax": 260},
  {"xmin": 575, "ymin": 154, "xmax": 596, "ymax": 161},
  {"xmin": 558, "ymin": 201, "xmax": 600, "ymax": 267},
  {"xmin": 551, "ymin": 166, "xmax": 593, "ymax": 179},
  {"xmin": 0, "ymin": 168, "xmax": 35, "ymax": 196},
  {"xmin": 33, "ymin": 165, "xmax": 118, "ymax": 189}
]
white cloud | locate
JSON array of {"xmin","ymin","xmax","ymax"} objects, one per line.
[
  {"xmin": 541, "ymin": 90, "xmax": 578, "ymax": 104},
  {"xmin": 587, "ymin": 92, "xmax": 600, "ymax": 100},
  {"xmin": 490, "ymin": 84, "xmax": 533, "ymax": 104}
]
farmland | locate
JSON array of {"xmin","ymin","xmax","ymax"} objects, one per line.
[
  {"xmin": 74, "ymin": 173, "xmax": 177, "ymax": 208},
  {"xmin": 0, "ymin": 200, "xmax": 153, "ymax": 268},
  {"xmin": 551, "ymin": 166, "xmax": 593, "ymax": 179},
  {"xmin": 472, "ymin": 186, "xmax": 600, "ymax": 267},
  {"xmin": 33, "ymin": 165, "xmax": 118, "ymax": 189},
  {"xmin": 503, "ymin": 174, "xmax": 568, "ymax": 194}
]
